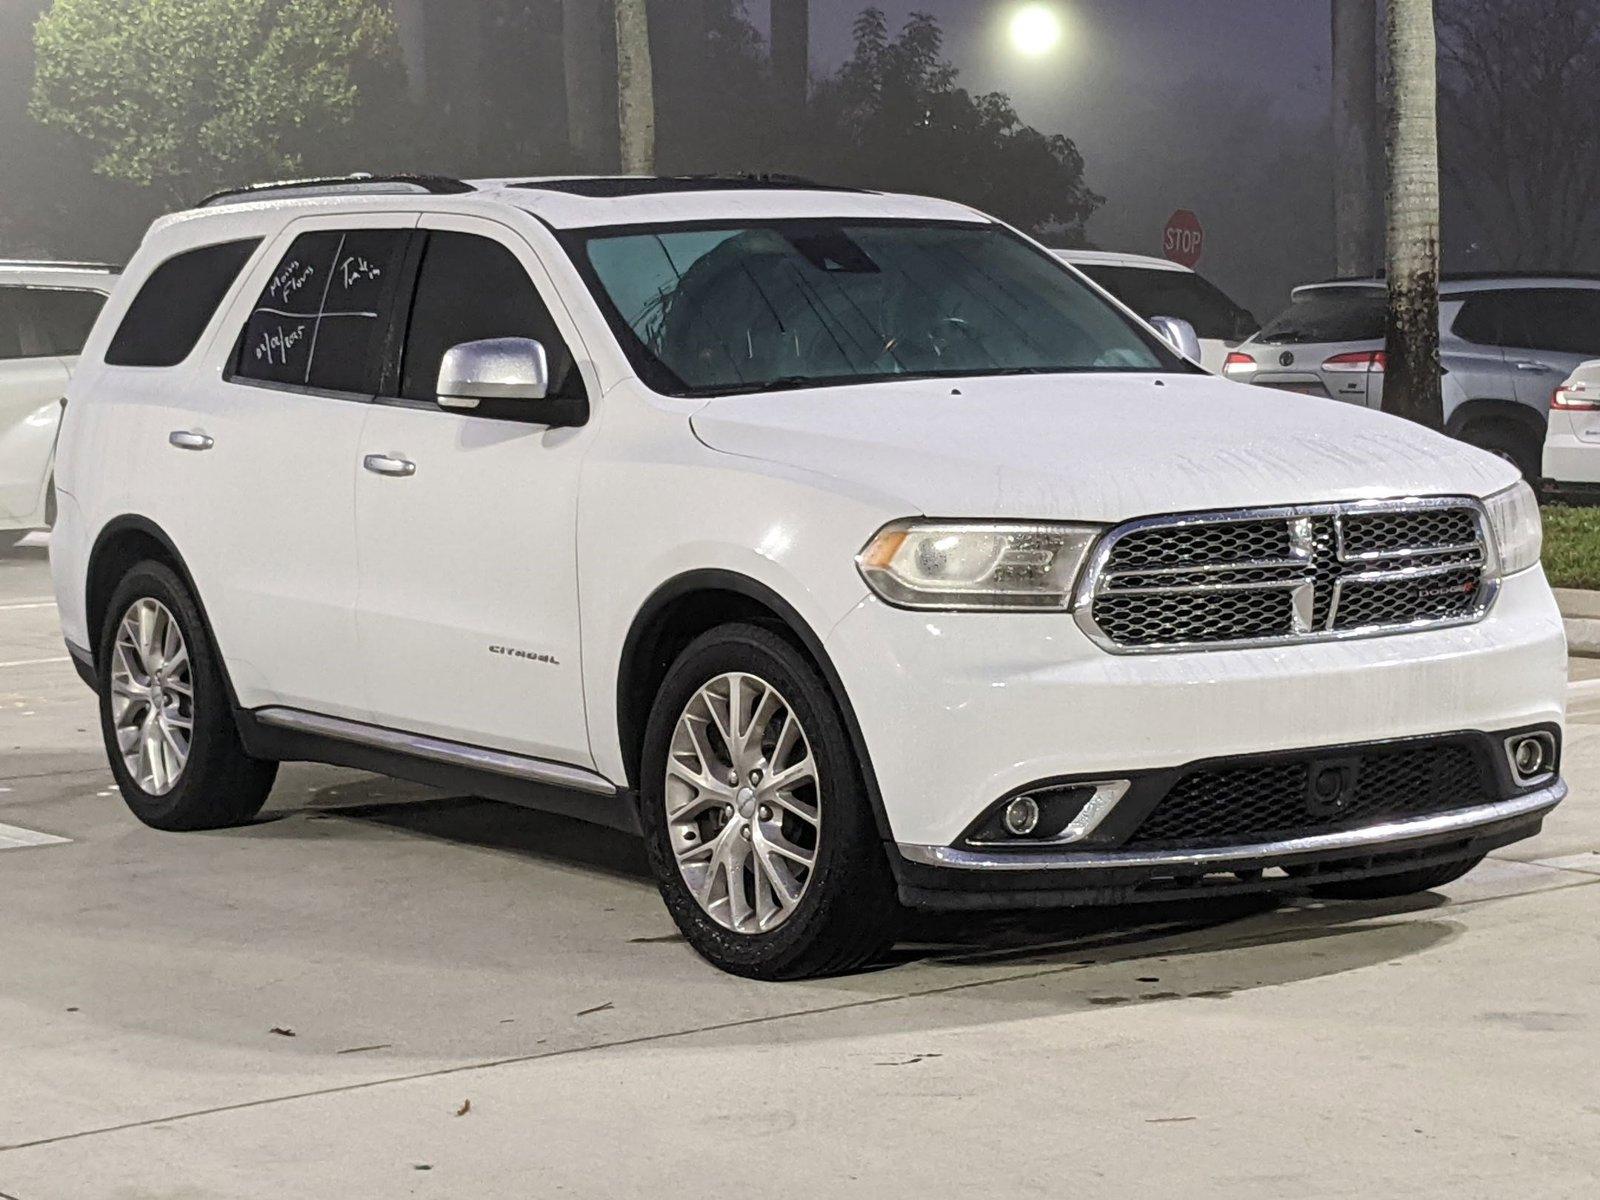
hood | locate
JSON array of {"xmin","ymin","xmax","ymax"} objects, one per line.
[{"xmin": 689, "ymin": 373, "xmax": 1519, "ymax": 521}]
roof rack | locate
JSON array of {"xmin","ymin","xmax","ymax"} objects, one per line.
[
  {"xmin": 509, "ymin": 174, "xmax": 865, "ymax": 198},
  {"xmin": 0, "ymin": 259, "xmax": 120, "ymax": 272},
  {"xmin": 198, "ymin": 173, "xmax": 475, "ymax": 209}
]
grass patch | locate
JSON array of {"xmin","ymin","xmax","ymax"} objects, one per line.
[{"xmin": 1540, "ymin": 505, "xmax": 1600, "ymax": 590}]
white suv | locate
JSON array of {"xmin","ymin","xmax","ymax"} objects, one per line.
[
  {"xmin": 51, "ymin": 175, "xmax": 1567, "ymax": 978},
  {"xmin": 1, "ymin": 261, "xmax": 116, "ymax": 549}
]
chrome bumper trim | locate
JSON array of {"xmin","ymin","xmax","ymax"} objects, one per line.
[
  {"xmin": 254, "ymin": 707, "xmax": 618, "ymax": 797},
  {"xmin": 898, "ymin": 782, "xmax": 1566, "ymax": 871}
]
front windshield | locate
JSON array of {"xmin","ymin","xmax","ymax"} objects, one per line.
[{"xmin": 572, "ymin": 220, "xmax": 1181, "ymax": 397}]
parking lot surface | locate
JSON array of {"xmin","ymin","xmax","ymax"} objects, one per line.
[{"xmin": 2, "ymin": 539, "xmax": 1598, "ymax": 1198}]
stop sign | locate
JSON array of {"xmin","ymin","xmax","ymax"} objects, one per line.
[{"xmin": 1163, "ymin": 209, "xmax": 1204, "ymax": 267}]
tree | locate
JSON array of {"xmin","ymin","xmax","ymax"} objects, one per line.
[
  {"xmin": 1382, "ymin": 0, "xmax": 1443, "ymax": 431},
  {"xmin": 807, "ymin": 10, "xmax": 1100, "ymax": 239},
  {"xmin": 563, "ymin": 0, "xmax": 614, "ymax": 170},
  {"xmin": 1331, "ymin": 0, "xmax": 1379, "ymax": 277},
  {"xmin": 770, "ymin": 0, "xmax": 809, "ymax": 112},
  {"xmin": 614, "ymin": 0, "xmax": 655, "ymax": 173},
  {"xmin": 1438, "ymin": 0, "xmax": 1600, "ymax": 270},
  {"xmin": 31, "ymin": 0, "xmax": 406, "ymax": 204}
]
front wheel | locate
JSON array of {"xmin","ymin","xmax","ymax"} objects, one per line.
[
  {"xmin": 98, "ymin": 561, "xmax": 277, "ymax": 831},
  {"xmin": 639, "ymin": 623, "xmax": 899, "ymax": 979}
]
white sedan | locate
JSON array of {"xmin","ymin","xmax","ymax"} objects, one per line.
[{"xmin": 1543, "ymin": 359, "xmax": 1600, "ymax": 500}]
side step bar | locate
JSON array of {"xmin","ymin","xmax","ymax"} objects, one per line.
[
  {"xmin": 253, "ymin": 708, "xmax": 619, "ymax": 796},
  {"xmin": 244, "ymin": 707, "xmax": 640, "ymax": 835}
]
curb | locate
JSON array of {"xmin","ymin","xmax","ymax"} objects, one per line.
[{"xmin": 1554, "ymin": 588, "xmax": 1600, "ymax": 658}]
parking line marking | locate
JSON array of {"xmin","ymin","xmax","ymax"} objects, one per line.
[
  {"xmin": 0, "ymin": 656, "xmax": 70, "ymax": 669},
  {"xmin": 1567, "ymin": 677, "xmax": 1600, "ymax": 697},
  {"xmin": 0, "ymin": 823, "xmax": 70, "ymax": 850},
  {"xmin": 0, "ymin": 600, "xmax": 56, "ymax": 611}
]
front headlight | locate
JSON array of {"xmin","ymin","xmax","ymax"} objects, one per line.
[
  {"xmin": 857, "ymin": 520, "xmax": 1102, "ymax": 610},
  {"xmin": 1484, "ymin": 481, "xmax": 1542, "ymax": 575}
]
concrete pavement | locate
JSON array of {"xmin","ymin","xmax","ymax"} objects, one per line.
[{"xmin": 2, "ymin": 540, "xmax": 1598, "ymax": 1199}]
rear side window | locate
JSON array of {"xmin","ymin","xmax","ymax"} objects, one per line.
[
  {"xmin": 398, "ymin": 231, "xmax": 583, "ymax": 403},
  {"xmin": 1455, "ymin": 288, "xmax": 1600, "ymax": 356},
  {"xmin": 234, "ymin": 229, "xmax": 409, "ymax": 394},
  {"xmin": 1078, "ymin": 264, "xmax": 1258, "ymax": 340},
  {"xmin": 25, "ymin": 288, "xmax": 107, "ymax": 356},
  {"xmin": 106, "ymin": 239, "xmax": 260, "ymax": 367},
  {"xmin": 1256, "ymin": 289, "xmax": 1386, "ymax": 345}
]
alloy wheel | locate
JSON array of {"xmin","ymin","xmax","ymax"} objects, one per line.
[
  {"xmin": 665, "ymin": 671, "xmax": 821, "ymax": 934},
  {"xmin": 109, "ymin": 598, "xmax": 194, "ymax": 795}
]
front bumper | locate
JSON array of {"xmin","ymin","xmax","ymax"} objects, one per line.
[
  {"xmin": 893, "ymin": 781, "xmax": 1563, "ymax": 909},
  {"xmin": 826, "ymin": 567, "xmax": 1567, "ymax": 849}
]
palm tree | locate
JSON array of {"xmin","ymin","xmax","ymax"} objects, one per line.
[
  {"xmin": 614, "ymin": 0, "xmax": 655, "ymax": 174},
  {"xmin": 771, "ymin": 0, "xmax": 810, "ymax": 113},
  {"xmin": 562, "ymin": 0, "xmax": 612, "ymax": 170},
  {"xmin": 1382, "ymin": 0, "xmax": 1444, "ymax": 430},
  {"xmin": 1331, "ymin": 0, "xmax": 1379, "ymax": 276}
]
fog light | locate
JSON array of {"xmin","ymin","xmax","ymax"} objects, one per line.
[
  {"xmin": 1002, "ymin": 796, "xmax": 1041, "ymax": 837},
  {"xmin": 1507, "ymin": 733, "xmax": 1554, "ymax": 783}
]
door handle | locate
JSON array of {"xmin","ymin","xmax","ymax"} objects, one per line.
[
  {"xmin": 1514, "ymin": 360, "xmax": 1554, "ymax": 373},
  {"xmin": 363, "ymin": 453, "xmax": 417, "ymax": 478},
  {"xmin": 168, "ymin": 430, "xmax": 214, "ymax": 452}
]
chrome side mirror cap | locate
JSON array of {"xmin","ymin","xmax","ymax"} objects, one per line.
[
  {"xmin": 436, "ymin": 337, "xmax": 550, "ymax": 410},
  {"xmin": 1149, "ymin": 315, "xmax": 1203, "ymax": 365}
]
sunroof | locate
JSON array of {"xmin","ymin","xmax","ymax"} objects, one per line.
[{"xmin": 510, "ymin": 176, "xmax": 867, "ymax": 198}]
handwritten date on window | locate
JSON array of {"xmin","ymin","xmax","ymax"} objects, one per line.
[{"xmin": 255, "ymin": 323, "xmax": 307, "ymax": 366}]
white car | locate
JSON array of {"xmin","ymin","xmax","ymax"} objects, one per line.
[
  {"xmin": 1053, "ymin": 249, "xmax": 1258, "ymax": 372},
  {"xmin": 1543, "ymin": 359, "xmax": 1600, "ymax": 500},
  {"xmin": 52, "ymin": 175, "xmax": 1565, "ymax": 978},
  {"xmin": 1, "ymin": 261, "xmax": 116, "ymax": 549}
]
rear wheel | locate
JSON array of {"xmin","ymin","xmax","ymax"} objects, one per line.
[
  {"xmin": 1310, "ymin": 853, "xmax": 1485, "ymax": 900},
  {"xmin": 639, "ymin": 623, "xmax": 899, "ymax": 979},
  {"xmin": 1457, "ymin": 420, "xmax": 1540, "ymax": 485},
  {"xmin": 98, "ymin": 561, "xmax": 277, "ymax": 831}
]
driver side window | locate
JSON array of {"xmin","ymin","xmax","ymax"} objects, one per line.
[{"xmin": 398, "ymin": 231, "xmax": 584, "ymax": 403}]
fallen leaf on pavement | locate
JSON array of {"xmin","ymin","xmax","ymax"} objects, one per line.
[
  {"xmin": 456, "ymin": 1100, "xmax": 471, "ymax": 1117},
  {"xmin": 269, "ymin": 1027, "xmax": 296, "ymax": 1038}
]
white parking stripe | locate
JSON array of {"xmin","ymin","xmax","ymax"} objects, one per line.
[
  {"xmin": 0, "ymin": 600, "xmax": 56, "ymax": 611},
  {"xmin": 1567, "ymin": 677, "xmax": 1600, "ymax": 697},
  {"xmin": 0, "ymin": 823, "xmax": 70, "ymax": 850},
  {"xmin": 0, "ymin": 656, "xmax": 70, "ymax": 669}
]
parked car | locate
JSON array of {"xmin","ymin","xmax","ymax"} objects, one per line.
[
  {"xmin": 1, "ymin": 260, "xmax": 116, "ymax": 549},
  {"xmin": 1543, "ymin": 359, "xmax": 1600, "ymax": 501},
  {"xmin": 1224, "ymin": 275, "xmax": 1600, "ymax": 482},
  {"xmin": 52, "ymin": 175, "xmax": 1564, "ymax": 978},
  {"xmin": 1053, "ymin": 249, "xmax": 1258, "ymax": 373}
]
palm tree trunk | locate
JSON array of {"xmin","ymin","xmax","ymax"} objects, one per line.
[
  {"xmin": 614, "ymin": 0, "xmax": 655, "ymax": 174},
  {"xmin": 771, "ymin": 0, "xmax": 811, "ymax": 112},
  {"xmin": 1382, "ymin": 0, "xmax": 1444, "ymax": 431},
  {"xmin": 1331, "ymin": 0, "xmax": 1379, "ymax": 277},
  {"xmin": 563, "ymin": 0, "xmax": 613, "ymax": 170}
]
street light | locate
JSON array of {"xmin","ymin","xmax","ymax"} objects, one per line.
[{"xmin": 1009, "ymin": 3, "xmax": 1064, "ymax": 58}]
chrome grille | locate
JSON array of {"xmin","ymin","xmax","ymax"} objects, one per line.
[{"xmin": 1077, "ymin": 499, "xmax": 1495, "ymax": 652}]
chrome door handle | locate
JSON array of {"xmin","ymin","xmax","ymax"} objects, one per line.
[
  {"xmin": 1514, "ymin": 360, "xmax": 1554, "ymax": 373},
  {"xmin": 168, "ymin": 430, "xmax": 214, "ymax": 452},
  {"xmin": 363, "ymin": 453, "xmax": 417, "ymax": 478}
]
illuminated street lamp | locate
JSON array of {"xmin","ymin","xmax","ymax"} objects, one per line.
[{"xmin": 1009, "ymin": 3, "xmax": 1065, "ymax": 58}]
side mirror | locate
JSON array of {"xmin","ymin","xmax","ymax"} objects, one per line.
[
  {"xmin": 437, "ymin": 337, "xmax": 550, "ymax": 410},
  {"xmin": 1148, "ymin": 316, "xmax": 1203, "ymax": 364}
]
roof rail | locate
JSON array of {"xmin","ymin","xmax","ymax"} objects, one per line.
[
  {"xmin": 0, "ymin": 259, "xmax": 120, "ymax": 272},
  {"xmin": 198, "ymin": 173, "xmax": 475, "ymax": 209}
]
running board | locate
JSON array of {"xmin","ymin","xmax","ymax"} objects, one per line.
[
  {"xmin": 242, "ymin": 706, "xmax": 640, "ymax": 835},
  {"xmin": 252, "ymin": 707, "xmax": 620, "ymax": 797}
]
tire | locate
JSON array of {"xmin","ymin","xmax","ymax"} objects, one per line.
[
  {"xmin": 97, "ymin": 560, "xmax": 277, "ymax": 831},
  {"xmin": 1458, "ymin": 420, "xmax": 1540, "ymax": 485},
  {"xmin": 639, "ymin": 623, "xmax": 899, "ymax": 979},
  {"xmin": 1310, "ymin": 853, "xmax": 1485, "ymax": 900}
]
